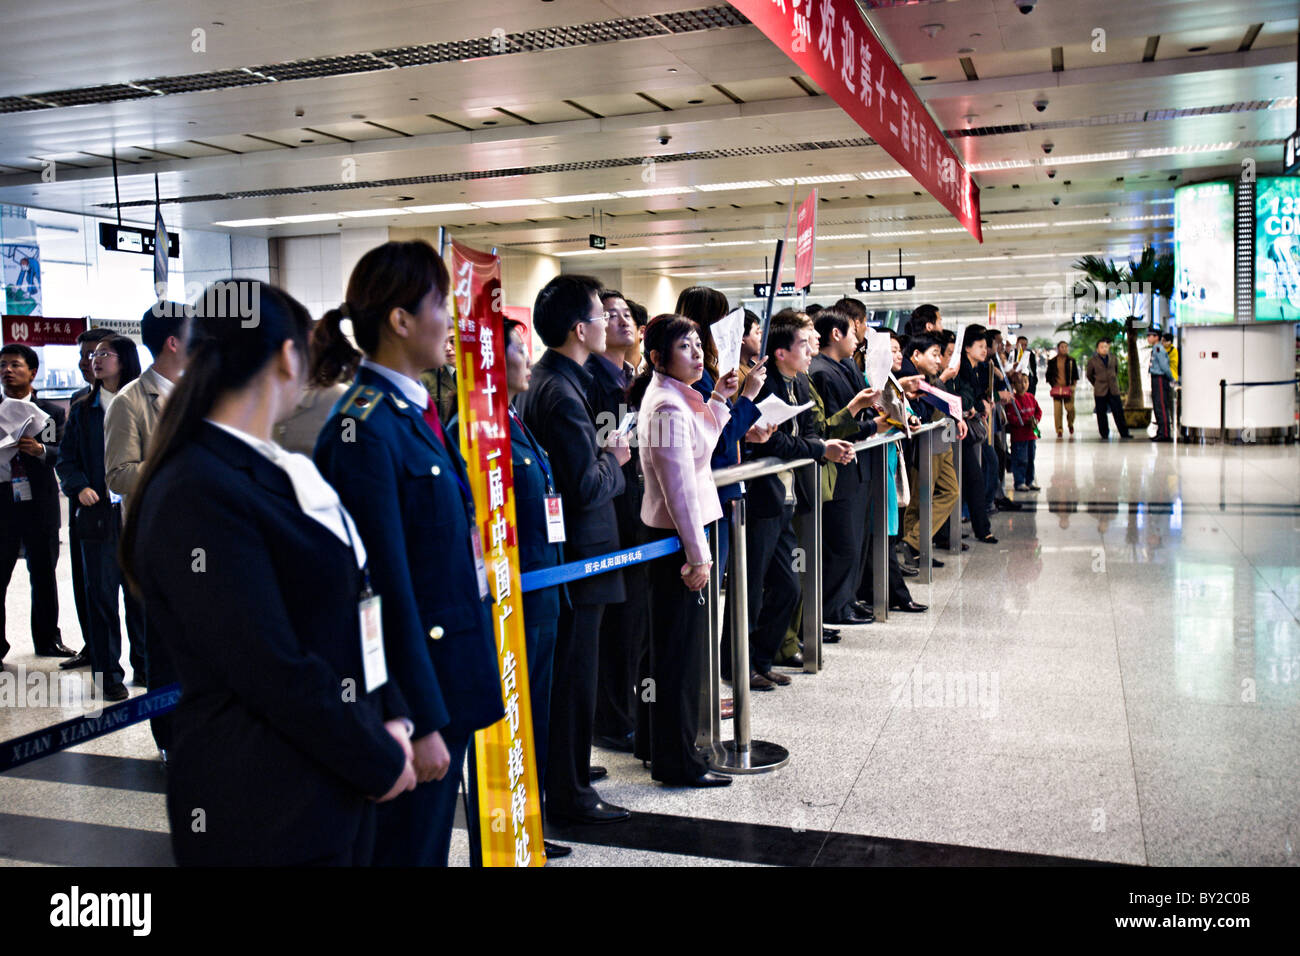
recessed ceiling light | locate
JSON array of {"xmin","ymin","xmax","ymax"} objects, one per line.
[
  {"xmin": 471, "ymin": 198, "xmax": 548, "ymax": 208},
  {"xmin": 339, "ymin": 208, "xmax": 413, "ymax": 218},
  {"xmin": 350, "ymin": 113, "xmax": 366, "ymax": 120},
  {"xmin": 1188, "ymin": 46, "xmax": 1209, "ymax": 53},
  {"xmin": 299, "ymin": 139, "xmax": 314, "ymax": 143},
  {"xmin": 920, "ymin": 23, "xmax": 944, "ymax": 38},
  {"xmin": 920, "ymin": 75, "xmax": 937, "ymax": 81},
  {"xmin": 482, "ymin": 120, "xmax": 497, "ymax": 125},
  {"xmin": 617, "ymin": 186, "xmax": 697, "ymax": 197},
  {"xmin": 213, "ymin": 218, "xmax": 279, "ymax": 227},
  {"xmin": 277, "ymin": 213, "xmax": 341, "ymax": 223},
  {"xmin": 688, "ymin": 99, "xmax": 704, "ymax": 104},
  {"xmin": 667, "ymin": 68, "xmax": 678, "ymax": 73},
  {"xmin": 543, "ymin": 192, "xmax": 618, "ymax": 203},
  {"xmin": 695, "ymin": 181, "xmax": 773, "ymax": 191}
]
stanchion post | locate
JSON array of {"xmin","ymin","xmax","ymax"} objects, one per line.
[
  {"xmin": 712, "ymin": 497, "xmax": 789, "ymax": 774},
  {"xmin": 950, "ymin": 428, "xmax": 963, "ymax": 556},
  {"xmin": 800, "ymin": 460, "xmax": 823, "ymax": 674},
  {"xmin": 1219, "ymin": 378, "xmax": 1227, "ymax": 445},
  {"xmin": 918, "ymin": 428, "xmax": 933, "ymax": 585},
  {"xmin": 872, "ymin": 445, "xmax": 889, "ymax": 622},
  {"xmin": 697, "ymin": 519, "xmax": 723, "ymax": 755}
]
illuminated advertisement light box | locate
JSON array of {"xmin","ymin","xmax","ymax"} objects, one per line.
[
  {"xmin": 1255, "ymin": 176, "xmax": 1300, "ymax": 321},
  {"xmin": 1174, "ymin": 181, "xmax": 1234, "ymax": 324}
]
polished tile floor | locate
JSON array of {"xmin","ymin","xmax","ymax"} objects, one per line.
[{"xmin": 2, "ymin": 433, "xmax": 1297, "ymax": 866}]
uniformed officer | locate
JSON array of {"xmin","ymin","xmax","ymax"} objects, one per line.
[{"xmin": 313, "ymin": 240, "xmax": 503, "ymax": 867}]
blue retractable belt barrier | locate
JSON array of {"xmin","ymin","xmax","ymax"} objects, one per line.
[
  {"xmin": 520, "ymin": 535, "xmax": 683, "ymax": 592},
  {"xmin": 2, "ymin": 535, "xmax": 692, "ymax": 769},
  {"xmin": 0, "ymin": 685, "xmax": 180, "ymax": 773}
]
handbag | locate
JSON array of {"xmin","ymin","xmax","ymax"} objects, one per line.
[
  {"xmin": 1049, "ymin": 385, "xmax": 1074, "ymax": 398},
  {"xmin": 895, "ymin": 457, "xmax": 911, "ymax": 508},
  {"xmin": 73, "ymin": 500, "xmax": 114, "ymax": 540},
  {"xmin": 966, "ymin": 414, "xmax": 988, "ymax": 444}
]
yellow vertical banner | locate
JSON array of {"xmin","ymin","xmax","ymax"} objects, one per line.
[{"xmin": 449, "ymin": 239, "xmax": 545, "ymax": 867}]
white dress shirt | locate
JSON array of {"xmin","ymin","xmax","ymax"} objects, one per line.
[
  {"xmin": 205, "ymin": 419, "xmax": 367, "ymax": 568},
  {"xmin": 359, "ymin": 358, "xmax": 428, "ymax": 408}
]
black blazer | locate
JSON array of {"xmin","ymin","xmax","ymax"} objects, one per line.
[
  {"xmin": 507, "ymin": 407, "xmax": 564, "ymax": 629},
  {"xmin": 515, "ymin": 350, "xmax": 625, "ymax": 606},
  {"xmin": 56, "ymin": 391, "xmax": 110, "ymax": 530},
  {"xmin": 809, "ymin": 354, "xmax": 871, "ymax": 497},
  {"xmin": 0, "ymin": 394, "xmax": 64, "ymax": 531},
  {"xmin": 745, "ymin": 371, "xmax": 826, "ymax": 519},
  {"xmin": 132, "ymin": 423, "xmax": 408, "ymax": 866},
  {"xmin": 584, "ymin": 354, "xmax": 643, "ymax": 545},
  {"xmin": 315, "ymin": 366, "xmax": 504, "ymax": 739}
]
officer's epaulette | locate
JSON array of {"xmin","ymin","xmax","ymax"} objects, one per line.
[{"xmin": 337, "ymin": 384, "xmax": 383, "ymax": 422}]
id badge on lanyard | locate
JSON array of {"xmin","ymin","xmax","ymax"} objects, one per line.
[
  {"xmin": 11, "ymin": 477, "xmax": 32, "ymax": 502},
  {"xmin": 544, "ymin": 493, "xmax": 566, "ymax": 543},
  {"xmin": 358, "ymin": 572, "xmax": 388, "ymax": 693}
]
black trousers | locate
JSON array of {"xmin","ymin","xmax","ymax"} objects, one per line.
[
  {"xmin": 960, "ymin": 437, "xmax": 991, "ymax": 538},
  {"xmin": 80, "ymin": 508, "xmax": 146, "ymax": 690},
  {"xmin": 645, "ymin": 551, "xmax": 710, "ymax": 783},
  {"xmin": 69, "ymin": 518, "xmax": 89, "ymax": 652},
  {"xmin": 0, "ymin": 491, "xmax": 60, "ymax": 658},
  {"xmin": 546, "ymin": 602, "xmax": 605, "ymax": 815},
  {"xmin": 373, "ymin": 727, "xmax": 471, "ymax": 867},
  {"xmin": 145, "ymin": 610, "xmax": 175, "ymax": 750},
  {"xmin": 594, "ymin": 561, "xmax": 647, "ymax": 741},
  {"xmin": 524, "ymin": 615, "xmax": 558, "ymax": 814},
  {"xmin": 822, "ymin": 485, "xmax": 868, "ymax": 621},
  {"xmin": 1151, "ymin": 374, "xmax": 1173, "ymax": 438},
  {"xmin": 857, "ymin": 501, "xmax": 913, "ymax": 609},
  {"xmin": 747, "ymin": 505, "xmax": 800, "ymax": 674},
  {"xmin": 1094, "ymin": 393, "xmax": 1131, "ymax": 439}
]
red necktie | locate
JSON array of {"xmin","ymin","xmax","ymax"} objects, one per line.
[{"xmin": 423, "ymin": 397, "xmax": 447, "ymax": 448}]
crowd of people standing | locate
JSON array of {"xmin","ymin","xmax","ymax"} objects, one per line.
[{"xmin": 2, "ymin": 239, "xmax": 1122, "ymax": 867}]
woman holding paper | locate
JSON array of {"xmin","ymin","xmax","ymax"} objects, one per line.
[
  {"xmin": 630, "ymin": 314, "xmax": 735, "ymax": 788},
  {"xmin": 674, "ymin": 287, "xmax": 770, "ymax": 571}
]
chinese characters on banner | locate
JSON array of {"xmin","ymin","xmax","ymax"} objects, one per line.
[
  {"xmin": 795, "ymin": 188, "xmax": 818, "ymax": 290},
  {"xmin": 2, "ymin": 315, "xmax": 87, "ymax": 346},
  {"xmin": 731, "ymin": 0, "xmax": 982, "ymax": 242},
  {"xmin": 449, "ymin": 239, "xmax": 546, "ymax": 868}
]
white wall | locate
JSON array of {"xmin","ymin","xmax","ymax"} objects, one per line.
[{"xmin": 1181, "ymin": 322, "xmax": 1297, "ymax": 430}]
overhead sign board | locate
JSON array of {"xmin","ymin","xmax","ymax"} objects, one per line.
[
  {"xmin": 855, "ymin": 275, "xmax": 915, "ymax": 293},
  {"xmin": 754, "ymin": 281, "xmax": 801, "ymax": 297},
  {"xmin": 794, "ymin": 189, "xmax": 818, "ymax": 290},
  {"xmin": 588, "ymin": 233, "xmax": 606, "ymax": 250},
  {"xmin": 729, "ymin": 0, "xmax": 981, "ymax": 242},
  {"xmin": 98, "ymin": 222, "xmax": 179, "ymax": 259}
]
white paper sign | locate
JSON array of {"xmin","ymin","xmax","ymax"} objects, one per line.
[
  {"xmin": 753, "ymin": 394, "xmax": 813, "ymax": 429},
  {"xmin": 712, "ymin": 307, "xmax": 745, "ymax": 377},
  {"xmin": 862, "ymin": 328, "xmax": 893, "ymax": 390}
]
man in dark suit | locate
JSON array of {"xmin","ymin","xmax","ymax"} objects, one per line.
[
  {"xmin": 57, "ymin": 328, "xmax": 115, "ymax": 673},
  {"xmin": 515, "ymin": 274, "xmax": 632, "ymax": 825},
  {"xmin": 810, "ymin": 310, "xmax": 879, "ymax": 625},
  {"xmin": 585, "ymin": 289, "xmax": 644, "ymax": 755},
  {"xmin": 1, "ymin": 344, "xmax": 73, "ymax": 664},
  {"xmin": 731, "ymin": 323, "xmax": 854, "ymax": 688}
]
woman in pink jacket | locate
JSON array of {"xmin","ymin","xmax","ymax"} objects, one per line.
[{"xmin": 630, "ymin": 314, "xmax": 736, "ymax": 788}]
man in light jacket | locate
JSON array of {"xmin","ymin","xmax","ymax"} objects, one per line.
[{"xmin": 104, "ymin": 303, "xmax": 188, "ymax": 757}]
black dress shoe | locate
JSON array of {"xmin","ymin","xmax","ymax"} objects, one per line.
[
  {"xmin": 101, "ymin": 683, "xmax": 130, "ymax": 702},
  {"xmin": 549, "ymin": 801, "xmax": 631, "ymax": 825},
  {"xmin": 681, "ymin": 772, "xmax": 732, "ymax": 788},
  {"xmin": 775, "ymin": 652, "xmax": 804, "ymax": 668},
  {"xmin": 588, "ymin": 766, "xmax": 607, "ymax": 782},
  {"xmin": 593, "ymin": 732, "xmax": 635, "ymax": 752},
  {"xmin": 35, "ymin": 641, "xmax": 76, "ymax": 658},
  {"xmin": 889, "ymin": 600, "xmax": 929, "ymax": 613},
  {"xmin": 822, "ymin": 629, "xmax": 842, "ymax": 644},
  {"xmin": 543, "ymin": 841, "xmax": 572, "ymax": 859},
  {"xmin": 851, "ymin": 600, "xmax": 871, "ymax": 615},
  {"xmin": 995, "ymin": 498, "xmax": 1023, "ymax": 511},
  {"xmin": 899, "ymin": 563, "xmax": 919, "ymax": 577},
  {"xmin": 976, "ymin": 533, "xmax": 999, "ymax": 544},
  {"xmin": 749, "ymin": 671, "xmax": 777, "ymax": 691},
  {"xmin": 759, "ymin": 669, "xmax": 791, "ymax": 686},
  {"xmin": 59, "ymin": 650, "xmax": 92, "ymax": 670},
  {"xmin": 827, "ymin": 609, "xmax": 872, "ymax": 625}
]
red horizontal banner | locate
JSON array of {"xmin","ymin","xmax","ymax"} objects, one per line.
[
  {"xmin": 3, "ymin": 315, "xmax": 87, "ymax": 347},
  {"xmin": 731, "ymin": 0, "xmax": 982, "ymax": 242}
]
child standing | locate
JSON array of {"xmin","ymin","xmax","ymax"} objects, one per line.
[{"xmin": 1008, "ymin": 372, "xmax": 1042, "ymax": 491}]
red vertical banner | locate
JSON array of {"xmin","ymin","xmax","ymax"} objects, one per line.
[
  {"xmin": 728, "ymin": 0, "xmax": 981, "ymax": 242},
  {"xmin": 795, "ymin": 189, "xmax": 818, "ymax": 291},
  {"xmin": 449, "ymin": 239, "xmax": 546, "ymax": 868}
]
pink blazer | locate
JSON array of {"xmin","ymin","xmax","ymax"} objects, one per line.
[{"xmin": 638, "ymin": 372, "xmax": 730, "ymax": 566}]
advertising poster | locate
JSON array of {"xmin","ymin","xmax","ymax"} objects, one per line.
[
  {"xmin": 1174, "ymin": 182, "xmax": 1234, "ymax": 324},
  {"xmin": 1255, "ymin": 176, "xmax": 1300, "ymax": 321},
  {"xmin": 1, "ymin": 216, "xmax": 42, "ymax": 316}
]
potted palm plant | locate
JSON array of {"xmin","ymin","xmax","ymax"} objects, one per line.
[{"xmin": 1070, "ymin": 246, "xmax": 1174, "ymax": 430}]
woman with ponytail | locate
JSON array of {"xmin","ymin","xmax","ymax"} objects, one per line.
[
  {"xmin": 313, "ymin": 240, "xmax": 503, "ymax": 867},
  {"xmin": 121, "ymin": 279, "xmax": 416, "ymax": 866},
  {"xmin": 632, "ymin": 314, "xmax": 735, "ymax": 788}
]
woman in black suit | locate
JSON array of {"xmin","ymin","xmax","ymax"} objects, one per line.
[
  {"xmin": 120, "ymin": 281, "xmax": 416, "ymax": 866},
  {"xmin": 313, "ymin": 241, "xmax": 503, "ymax": 867},
  {"xmin": 56, "ymin": 334, "xmax": 143, "ymax": 701}
]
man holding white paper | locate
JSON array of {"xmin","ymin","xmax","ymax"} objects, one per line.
[{"xmin": 1, "ymin": 344, "xmax": 72, "ymax": 664}]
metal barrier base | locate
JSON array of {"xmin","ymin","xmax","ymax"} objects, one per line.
[{"xmin": 711, "ymin": 739, "xmax": 791, "ymax": 774}]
